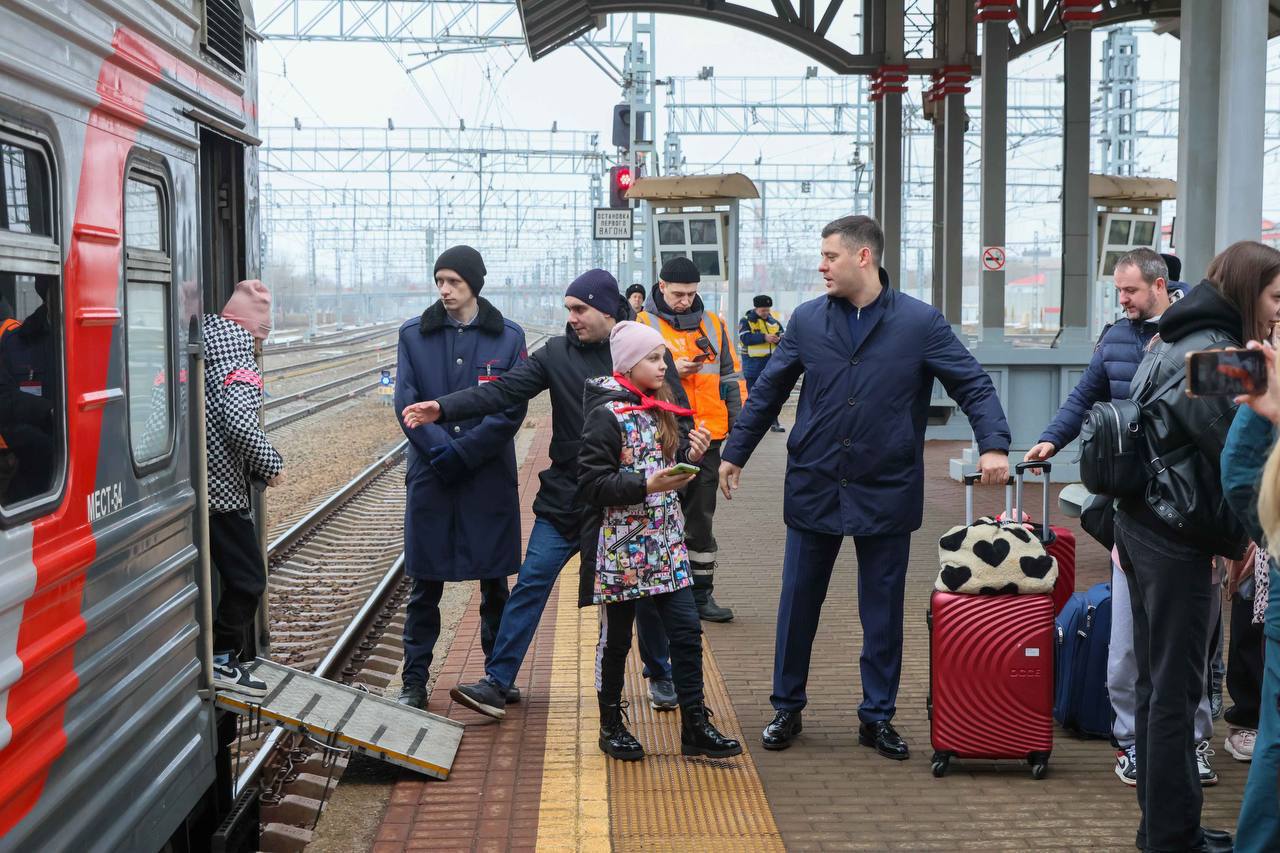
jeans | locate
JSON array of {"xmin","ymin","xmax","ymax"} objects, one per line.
[
  {"xmin": 486, "ymin": 517, "xmax": 671, "ymax": 690},
  {"xmin": 1108, "ymin": 555, "xmax": 1217, "ymax": 747},
  {"xmin": 210, "ymin": 510, "xmax": 266, "ymax": 655},
  {"xmin": 1116, "ymin": 513, "xmax": 1214, "ymax": 853},
  {"xmin": 402, "ymin": 576, "xmax": 509, "ymax": 687},
  {"xmin": 596, "ymin": 586, "xmax": 703, "ymax": 706},
  {"xmin": 771, "ymin": 526, "xmax": 912, "ymax": 723},
  {"xmin": 1235, "ymin": 633, "xmax": 1280, "ymax": 852}
]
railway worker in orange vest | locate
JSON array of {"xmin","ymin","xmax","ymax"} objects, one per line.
[{"xmin": 636, "ymin": 257, "xmax": 748, "ymax": 622}]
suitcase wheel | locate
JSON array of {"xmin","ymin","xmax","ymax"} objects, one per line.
[
  {"xmin": 930, "ymin": 751, "xmax": 951, "ymax": 778},
  {"xmin": 1028, "ymin": 752, "xmax": 1050, "ymax": 780}
]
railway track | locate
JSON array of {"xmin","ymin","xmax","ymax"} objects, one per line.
[
  {"xmin": 265, "ymin": 321, "xmax": 401, "ymax": 355},
  {"xmin": 236, "ymin": 327, "xmax": 556, "ymax": 844}
]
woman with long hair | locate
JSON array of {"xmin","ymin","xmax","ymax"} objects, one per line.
[{"xmin": 1114, "ymin": 240, "xmax": 1280, "ymax": 852}]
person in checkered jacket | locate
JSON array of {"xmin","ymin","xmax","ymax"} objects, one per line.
[{"xmin": 203, "ymin": 279, "xmax": 283, "ymax": 697}]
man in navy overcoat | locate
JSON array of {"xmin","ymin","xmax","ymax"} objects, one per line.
[
  {"xmin": 393, "ymin": 245, "xmax": 528, "ymax": 709},
  {"xmin": 719, "ymin": 215, "xmax": 1011, "ymax": 759}
]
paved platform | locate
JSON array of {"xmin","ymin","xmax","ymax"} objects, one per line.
[{"xmin": 373, "ymin": 426, "xmax": 1248, "ymax": 852}]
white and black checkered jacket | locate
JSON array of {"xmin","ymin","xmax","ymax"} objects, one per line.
[{"xmin": 203, "ymin": 314, "xmax": 283, "ymax": 513}]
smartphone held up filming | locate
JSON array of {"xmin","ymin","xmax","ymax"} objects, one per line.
[{"xmin": 1185, "ymin": 348, "xmax": 1268, "ymax": 397}]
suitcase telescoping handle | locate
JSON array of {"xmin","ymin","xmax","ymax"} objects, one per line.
[
  {"xmin": 1013, "ymin": 460, "xmax": 1053, "ymax": 542},
  {"xmin": 962, "ymin": 472, "xmax": 1014, "ymax": 526}
]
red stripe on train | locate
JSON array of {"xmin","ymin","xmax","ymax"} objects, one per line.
[{"xmin": 0, "ymin": 27, "xmax": 148, "ymax": 835}]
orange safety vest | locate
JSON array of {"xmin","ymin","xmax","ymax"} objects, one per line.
[
  {"xmin": 636, "ymin": 308, "xmax": 747, "ymax": 441},
  {"xmin": 0, "ymin": 318, "xmax": 20, "ymax": 450}
]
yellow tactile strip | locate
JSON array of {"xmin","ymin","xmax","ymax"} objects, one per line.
[
  {"xmin": 532, "ymin": 563, "xmax": 783, "ymax": 851},
  {"xmin": 609, "ymin": 624, "xmax": 786, "ymax": 852},
  {"xmin": 535, "ymin": 565, "xmax": 611, "ymax": 851}
]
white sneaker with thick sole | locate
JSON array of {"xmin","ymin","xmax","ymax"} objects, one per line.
[
  {"xmin": 1114, "ymin": 745, "xmax": 1138, "ymax": 786},
  {"xmin": 213, "ymin": 656, "xmax": 268, "ymax": 698},
  {"xmin": 1225, "ymin": 727, "xmax": 1257, "ymax": 762},
  {"xmin": 1196, "ymin": 740, "xmax": 1218, "ymax": 786}
]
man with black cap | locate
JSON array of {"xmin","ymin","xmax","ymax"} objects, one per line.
[
  {"xmin": 739, "ymin": 295, "xmax": 787, "ymax": 433},
  {"xmin": 636, "ymin": 257, "xmax": 748, "ymax": 622},
  {"xmin": 392, "ymin": 245, "xmax": 528, "ymax": 710},
  {"xmin": 401, "ymin": 269, "xmax": 691, "ymax": 719},
  {"xmin": 626, "ymin": 283, "xmax": 647, "ymax": 316}
]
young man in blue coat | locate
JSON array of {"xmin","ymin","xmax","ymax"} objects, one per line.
[
  {"xmin": 393, "ymin": 245, "xmax": 529, "ymax": 710},
  {"xmin": 719, "ymin": 215, "xmax": 1011, "ymax": 759}
]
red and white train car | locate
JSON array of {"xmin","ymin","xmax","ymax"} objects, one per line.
[{"xmin": 0, "ymin": 0, "xmax": 260, "ymax": 848}]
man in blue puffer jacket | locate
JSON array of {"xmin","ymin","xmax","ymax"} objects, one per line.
[{"xmin": 1025, "ymin": 248, "xmax": 1223, "ymax": 789}]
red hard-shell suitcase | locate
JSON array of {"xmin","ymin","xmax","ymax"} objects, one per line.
[{"xmin": 929, "ymin": 463, "xmax": 1055, "ymax": 779}]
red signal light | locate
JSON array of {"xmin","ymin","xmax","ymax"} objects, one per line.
[{"xmin": 616, "ymin": 167, "xmax": 633, "ymax": 189}]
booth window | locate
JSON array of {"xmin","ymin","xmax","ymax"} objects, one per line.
[
  {"xmin": 655, "ymin": 212, "xmax": 725, "ymax": 279},
  {"xmin": 0, "ymin": 132, "xmax": 64, "ymax": 515},
  {"xmin": 123, "ymin": 171, "xmax": 174, "ymax": 466}
]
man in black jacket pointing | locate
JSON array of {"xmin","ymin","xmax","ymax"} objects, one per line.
[{"xmin": 402, "ymin": 270, "xmax": 692, "ymax": 719}]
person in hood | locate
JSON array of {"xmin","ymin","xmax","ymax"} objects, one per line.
[
  {"xmin": 401, "ymin": 270, "xmax": 690, "ymax": 720},
  {"xmin": 577, "ymin": 321, "xmax": 740, "ymax": 761},
  {"xmin": 1025, "ymin": 247, "xmax": 1217, "ymax": 788},
  {"xmin": 625, "ymin": 283, "xmax": 647, "ymax": 316},
  {"xmin": 392, "ymin": 246, "xmax": 528, "ymax": 711},
  {"xmin": 202, "ymin": 279, "xmax": 284, "ymax": 698},
  {"xmin": 1111, "ymin": 241, "xmax": 1280, "ymax": 853},
  {"xmin": 719, "ymin": 215, "xmax": 1010, "ymax": 760},
  {"xmin": 636, "ymin": 257, "xmax": 748, "ymax": 622}
]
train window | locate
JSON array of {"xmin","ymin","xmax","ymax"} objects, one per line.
[
  {"xmin": 123, "ymin": 171, "xmax": 173, "ymax": 466},
  {"xmin": 0, "ymin": 141, "xmax": 52, "ymax": 236},
  {"xmin": 0, "ymin": 131, "xmax": 63, "ymax": 517}
]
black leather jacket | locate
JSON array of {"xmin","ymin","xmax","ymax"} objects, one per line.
[{"xmin": 1117, "ymin": 281, "xmax": 1248, "ymax": 559}]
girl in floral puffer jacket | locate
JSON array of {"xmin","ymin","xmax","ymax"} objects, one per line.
[{"xmin": 577, "ymin": 321, "xmax": 742, "ymax": 762}]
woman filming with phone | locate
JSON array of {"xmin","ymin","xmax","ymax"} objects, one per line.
[
  {"xmin": 576, "ymin": 320, "xmax": 742, "ymax": 763},
  {"xmin": 1113, "ymin": 240, "xmax": 1280, "ymax": 853}
]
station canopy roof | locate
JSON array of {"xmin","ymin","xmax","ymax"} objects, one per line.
[
  {"xmin": 625, "ymin": 173, "xmax": 760, "ymax": 201},
  {"xmin": 1089, "ymin": 174, "xmax": 1177, "ymax": 205}
]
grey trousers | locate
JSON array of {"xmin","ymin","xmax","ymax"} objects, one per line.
[{"xmin": 1107, "ymin": 552, "xmax": 1219, "ymax": 748}]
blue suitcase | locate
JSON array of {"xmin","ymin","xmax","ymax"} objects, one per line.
[{"xmin": 1053, "ymin": 582, "xmax": 1113, "ymax": 738}]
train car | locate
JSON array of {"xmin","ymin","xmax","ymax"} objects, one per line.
[{"xmin": 0, "ymin": 0, "xmax": 261, "ymax": 849}]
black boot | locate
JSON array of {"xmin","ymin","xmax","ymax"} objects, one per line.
[
  {"xmin": 598, "ymin": 697, "xmax": 644, "ymax": 761},
  {"xmin": 693, "ymin": 571, "xmax": 734, "ymax": 622},
  {"xmin": 680, "ymin": 702, "xmax": 743, "ymax": 758}
]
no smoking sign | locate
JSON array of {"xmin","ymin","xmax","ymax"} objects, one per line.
[{"xmin": 981, "ymin": 246, "xmax": 1006, "ymax": 271}]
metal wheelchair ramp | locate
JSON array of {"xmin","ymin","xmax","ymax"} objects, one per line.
[{"xmin": 215, "ymin": 659, "xmax": 465, "ymax": 780}]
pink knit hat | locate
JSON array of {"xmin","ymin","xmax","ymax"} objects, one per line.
[
  {"xmin": 222, "ymin": 279, "xmax": 273, "ymax": 341},
  {"xmin": 609, "ymin": 320, "xmax": 667, "ymax": 375}
]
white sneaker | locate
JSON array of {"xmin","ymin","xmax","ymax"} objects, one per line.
[
  {"xmin": 1196, "ymin": 740, "xmax": 1218, "ymax": 786},
  {"xmin": 1225, "ymin": 727, "xmax": 1257, "ymax": 762},
  {"xmin": 213, "ymin": 654, "xmax": 268, "ymax": 698},
  {"xmin": 1114, "ymin": 745, "xmax": 1138, "ymax": 786}
]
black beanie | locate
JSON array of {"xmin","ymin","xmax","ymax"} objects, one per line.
[
  {"xmin": 753, "ymin": 295, "xmax": 773, "ymax": 308},
  {"xmin": 625, "ymin": 283, "xmax": 646, "ymax": 298},
  {"xmin": 1160, "ymin": 253, "xmax": 1182, "ymax": 282},
  {"xmin": 659, "ymin": 256, "xmax": 700, "ymax": 284},
  {"xmin": 434, "ymin": 245, "xmax": 486, "ymax": 294},
  {"xmin": 565, "ymin": 269, "xmax": 622, "ymax": 316}
]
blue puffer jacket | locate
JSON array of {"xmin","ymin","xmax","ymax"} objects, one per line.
[{"xmin": 1039, "ymin": 282, "xmax": 1187, "ymax": 449}]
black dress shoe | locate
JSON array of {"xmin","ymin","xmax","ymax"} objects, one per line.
[
  {"xmin": 761, "ymin": 709, "xmax": 803, "ymax": 750},
  {"xmin": 858, "ymin": 720, "xmax": 909, "ymax": 761},
  {"xmin": 506, "ymin": 685, "xmax": 521, "ymax": 704},
  {"xmin": 1196, "ymin": 826, "xmax": 1233, "ymax": 853}
]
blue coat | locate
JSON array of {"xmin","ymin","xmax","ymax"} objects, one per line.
[
  {"xmin": 395, "ymin": 299, "xmax": 528, "ymax": 581},
  {"xmin": 1039, "ymin": 282, "xmax": 1188, "ymax": 449},
  {"xmin": 722, "ymin": 286, "xmax": 1010, "ymax": 536}
]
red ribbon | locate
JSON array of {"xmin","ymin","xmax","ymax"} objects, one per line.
[{"xmin": 611, "ymin": 373, "xmax": 694, "ymax": 417}]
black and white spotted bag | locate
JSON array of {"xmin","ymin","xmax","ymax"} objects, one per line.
[{"xmin": 935, "ymin": 466, "xmax": 1058, "ymax": 596}]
